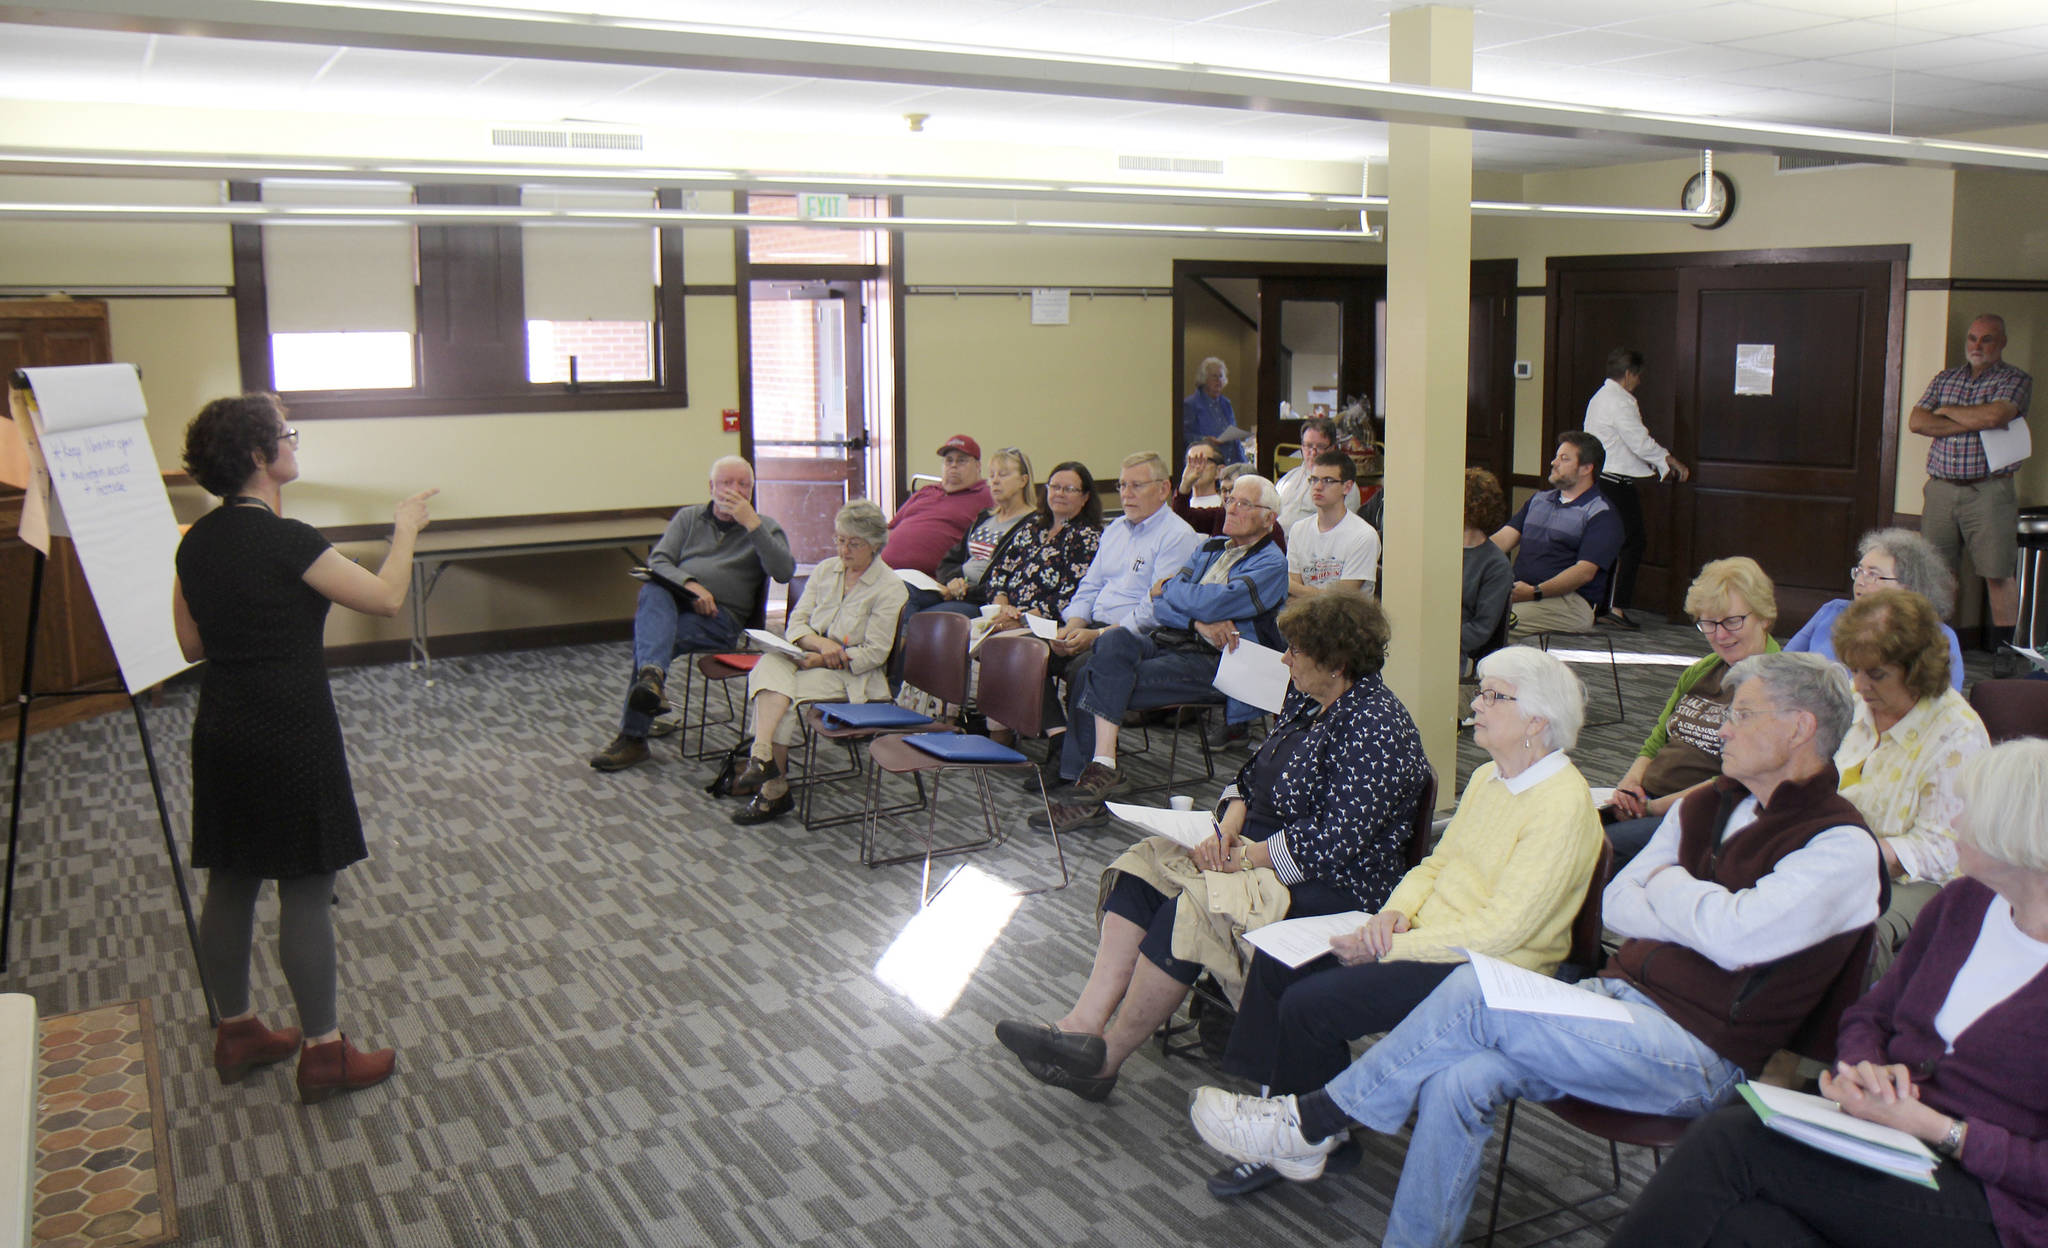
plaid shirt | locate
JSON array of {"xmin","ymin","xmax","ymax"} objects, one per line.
[{"xmin": 1918, "ymin": 360, "xmax": 2032, "ymax": 479}]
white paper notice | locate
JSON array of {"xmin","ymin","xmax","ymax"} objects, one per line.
[
  {"xmin": 1464, "ymin": 949, "xmax": 1635, "ymax": 1023},
  {"xmin": 1103, "ymin": 802, "xmax": 1219, "ymax": 851},
  {"xmin": 1023, "ymin": 612, "xmax": 1059, "ymax": 640},
  {"xmin": 1242, "ymin": 911, "xmax": 1372, "ymax": 968},
  {"xmin": 1214, "ymin": 638, "xmax": 1290, "ymax": 714},
  {"xmin": 19, "ymin": 364, "xmax": 191, "ymax": 692},
  {"xmin": 743, "ymin": 628, "xmax": 805, "ymax": 658},
  {"xmin": 896, "ymin": 568, "xmax": 944, "ymax": 593},
  {"xmin": 1030, "ymin": 288, "xmax": 1070, "ymax": 326},
  {"xmin": 1981, "ymin": 416, "xmax": 2032, "ymax": 473},
  {"xmin": 1734, "ymin": 343, "xmax": 1775, "ymax": 396}
]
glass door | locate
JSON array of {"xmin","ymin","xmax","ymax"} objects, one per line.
[{"xmin": 748, "ymin": 279, "xmax": 870, "ymax": 564}]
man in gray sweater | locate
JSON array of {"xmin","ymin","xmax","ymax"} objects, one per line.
[{"xmin": 591, "ymin": 455, "xmax": 796, "ymax": 771}]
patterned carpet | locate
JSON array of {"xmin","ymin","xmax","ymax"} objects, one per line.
[{"xmin": 0, "ymin": 620, "xmax": 2000, "ymax": 1247}]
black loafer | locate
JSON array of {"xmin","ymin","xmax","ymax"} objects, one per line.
[
  {"xmin": 995, "ymin": 1019, "xmax": 1106, "ymax": 1077},
  {"xmin": 1021, "ymin": 1056, "xmax": 1116, "ymax": 1103},
  {"xmin": 729, "ymin": 758, "xmax": 782, "ymax": 798},
  {"xmin": 731, "ymin": 790, "xmax": 794, "ymax": 825},
  {"xmin": 1205, "ymin": 1134, "xmax": 1363, "ymax": 1198}
]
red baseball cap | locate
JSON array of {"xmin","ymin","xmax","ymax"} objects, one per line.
[{"xmin": 936, "ymin": 434, "xmax": 981, "ymax": 459}]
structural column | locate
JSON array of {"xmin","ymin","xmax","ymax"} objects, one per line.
[{"xmin": 1381, "ymin": 5, "xmax": 1473, "ymax": 799}]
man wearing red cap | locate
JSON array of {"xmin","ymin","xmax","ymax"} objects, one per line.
[{"xmin": 886, "ymin": 434, "xmax": 994, "ymax": 583}]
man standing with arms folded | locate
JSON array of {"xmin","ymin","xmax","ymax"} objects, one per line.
[
  {"xmin": 590, "ymin": 455, "xmax": 795, "ymax": 772},
  {"xmin": 1583, "ymin": 348, "xmax": 1688, "ymax": 630},
  {"xmin": 1491, "ymin": 432, "xmax": 1625, "ymax": 637},
  {"xmin": 1910, "ymin": 314, "xmax": 2032, "ymax": 651},
  {"xmin": 1186, "ymin": 652, "xmax": 1884, "ymax": 1248},
  {"xmin": 1287, "ymin": 450, "xmax": 1378, "ymax": 600}
]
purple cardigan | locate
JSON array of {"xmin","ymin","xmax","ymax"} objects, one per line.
[{"xmin": 1838, "ymin": 877, "xmax": 2048, "ymax": 1245}]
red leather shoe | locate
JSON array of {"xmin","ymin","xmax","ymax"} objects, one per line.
[
  {"xmin": 214, "ymin": 1015, "xmax": 303, "ymax": 1085},
  {"xmin": 296, "ymin": 1034, "xmax": 397, "ymax": 1105}
]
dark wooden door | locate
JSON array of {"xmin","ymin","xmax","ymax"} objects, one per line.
[
  {"xmin": 1256, "ymin": 276, "xmax": 1379, "ymax": 477},
  {"xmin": 1678, "ymin": 261, "xmax": 1900, "ymax": 631},
  {"xmin": 1548, "ymin": 266, "xmax": 1682, "ymax": 608},
  {"xmin": 1466, "ymin": 259, "xmax": 1520, "ymax": 495}
]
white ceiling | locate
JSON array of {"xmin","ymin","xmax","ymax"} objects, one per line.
[{"xmin": 4, "ymin": 1, "xmax": 2048, "ymax": 172}]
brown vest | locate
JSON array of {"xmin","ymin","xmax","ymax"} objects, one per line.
[{"xmin": 1602, "ymin": 766, "xmax": 1880, "ymax": 1076}]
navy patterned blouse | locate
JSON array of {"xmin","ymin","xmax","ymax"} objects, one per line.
[{"xmin": 981, "ymin": 512, "xmax": 1102, "ymax": 620}]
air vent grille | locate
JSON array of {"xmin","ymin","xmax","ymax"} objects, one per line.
[
  {"xmin": 1118, "ymin": 154, "xmax": 1225, "ymax": 175},
  {"xmin": 492, "ymin": 127, "xmax": 645, "ymax": 151},
  {"xmin": 1776, "ymin": 153, "xmax": 1868, "ymax": 173}
]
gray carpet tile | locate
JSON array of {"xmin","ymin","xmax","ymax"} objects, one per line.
[{"xmin": 2, "ymin": 623, "xmax": 1997, "ymax": 1246}]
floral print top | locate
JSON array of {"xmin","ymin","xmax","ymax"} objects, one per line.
[
  {"xmin": 981, "ymin": 513, "xmax": 1102, "ymax": 620},
  {"xmin": 1835, "ymin": 686, "xmax": 1990, "ymax": 884}
]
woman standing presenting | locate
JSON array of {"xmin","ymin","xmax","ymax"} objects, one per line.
[{"xmin": 172, "ymin": 393, "xmax": 434, "ymax": 1104}]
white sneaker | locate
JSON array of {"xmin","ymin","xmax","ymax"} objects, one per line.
[{"xmin": 1187, "ymin": 1087, "xmax": 1339, "ymax": 1181}]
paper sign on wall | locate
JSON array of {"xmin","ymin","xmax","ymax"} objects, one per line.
[
  {"xmin": 1031, "ymin": 288, "xmax": 1070, "ymax": 325},
  {"xmin": 1735, "ymin": 343, "xmax": 1776, "ymax": 396},
  {"xmin": 15, "ymin": 364, "xmax": 192, "ymax": 692}
]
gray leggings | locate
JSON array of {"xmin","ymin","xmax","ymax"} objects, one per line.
[{"xmin": 199, "ymin": 870, "xmax": 339, "ymax": 1038}]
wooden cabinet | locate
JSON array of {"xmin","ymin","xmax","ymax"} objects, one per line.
[{"xmin": 0, "ymin": 299, "xmax": 123, "ymax": 708}]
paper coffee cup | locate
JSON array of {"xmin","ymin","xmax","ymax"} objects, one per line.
[{"xmin": 1170, "ymin": 795, "xmax": 1194, "ymax": 811}]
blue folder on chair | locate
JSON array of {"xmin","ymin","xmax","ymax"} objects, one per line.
[
  {"xmin": 817, "ymin": 702, "xmax": 934, "ymax": 730},
  {"xmin": 903, "ymin": 733, "xmax": 1030, "ymax": 764}
]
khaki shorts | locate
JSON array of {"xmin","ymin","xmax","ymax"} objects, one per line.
[
  {"xmin": 1508, "ymin": 593, "xmax": 1595, "ymax": 637},
  {"xmin": 1923, "ymin": 474, "xmax": 2018, "ymax": 579}
]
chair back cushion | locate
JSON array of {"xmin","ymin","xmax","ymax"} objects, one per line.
[
  {"xmin": 1404, "ymin": 766, "xmax": 1440, "ymax": 869},
  {"xmin": 977, "ymin": 635, "xmax": 1051, "ymax": 738},
  {"xmin": 902, "ymin": 609, "xmax": 972, "ymax": 706},
  {"xmin": 1968, "ymin": 677, "xmax": 2048, "ymax": 743}
]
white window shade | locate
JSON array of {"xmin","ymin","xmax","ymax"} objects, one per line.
[
  {"xmin": 261, "ymin": 181, "xmax": 416, "ymax": 334},
  {"xmin": 522, "ymin": 188, "xmax": 657, "ymax": 323}
]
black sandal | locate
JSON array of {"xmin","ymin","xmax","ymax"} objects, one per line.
[
  {"xmin": 728, "ymin": 758, "xmax": 782, "ymax": 797},
  {"xmin": 732, "ymin": 790, "xmax": 794, "ymax": 825}
]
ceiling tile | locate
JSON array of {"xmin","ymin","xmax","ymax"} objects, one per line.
[
  {"xmin": 1608, "ymin": 2, "xmax": 1840, "ymax": 43},
  {"xmin": 1203, "ymin": 0, "xmax": 1394, "ymax": 39},
  {"xmin": 1595, "ymin": 43, "xmax": 1796, "ymax": 77},
  {"xmin": 1484, "ymin": 30, "xmax": 1692, "ymax": 67},
  {"xmin": 1723, "ymin": 17, "xmax": 1948, "ymax": 58},
  {"xmin": 1832, "ymin": 37, "xmax": 2047, "ymax": 74}
]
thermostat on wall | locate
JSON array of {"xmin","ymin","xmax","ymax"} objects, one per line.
[{"xmin": 1513, "ymin": 360, "xmax": 1534, "ymax": 380}]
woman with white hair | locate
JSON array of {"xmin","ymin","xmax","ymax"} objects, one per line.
[
  {"xmin": 726, "ymin": 500, "xmax": 906, "ymax": 825},
  {"xmin": 1205, "ymin": 644, "xmax": 1606, "ymax": 1198},
  {"xmin": 1608, "ymin": 739, "xmax": 2048, "ymax": 1248},
  {"xmin": 1785, "ymin": 527, "xmax": 1967, "ymax": 690}
]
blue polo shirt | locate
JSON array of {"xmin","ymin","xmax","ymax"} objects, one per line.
[{"xmin": 1507, "ymin": 487, "xmax": 1624, "ymax": 607}]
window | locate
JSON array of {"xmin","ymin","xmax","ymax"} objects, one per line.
[{"xmin": 231, "ymin": 182, "xmax": 687, "ymax": 417}]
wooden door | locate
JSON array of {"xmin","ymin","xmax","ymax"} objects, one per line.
[
  {"xmin": 1547, "ymin": 267, "xmax": 1682, "ymax": 608},
  {"xmin": 1678, "ymin": 261, "xmax": 1900, "ymax": 631},
  {"xmin": 1256, "ymin": 276, "xmax": 1379, "ymax": 477},
  {"xmin": 1466, "ymin": 260, "xmax": 1520, "ymax": 495}
]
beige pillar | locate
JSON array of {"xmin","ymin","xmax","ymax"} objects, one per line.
[{"xmin": 1381, "ymin": 5, "xmax": 1473, "ymax": 805}]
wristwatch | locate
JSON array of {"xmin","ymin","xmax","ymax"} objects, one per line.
[
  {"xmin": 1533, "ymin": 586, "xmax": 1546, "ymax": 601},
  {"xmin": 1934, "ymin": 1117, "xmax": 1967, "ymax": 1159}
]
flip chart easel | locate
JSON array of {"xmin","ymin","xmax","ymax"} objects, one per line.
[{"xmin": 3, "ymin": 365, "xmax": 214, "ymax": 1022}]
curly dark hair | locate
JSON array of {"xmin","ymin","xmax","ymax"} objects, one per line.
[
  {"xmin": 183, "ymin": 393, "xmax": 287, "ymax": 498},
  {"xmin": 1833, "ymin": 588, "xmax": 1951, "ymax": 701},
  {"xmin": 1464, "ymin": 467, "xmax": 1507, "ymax": 534},
  {"xmin": 1277, "ymin": 589, "xmax": 1389, "ymax": 681},
  {"xmin": 1040, "ymin": 460, "xmax": 1103, "ymax": 527}
]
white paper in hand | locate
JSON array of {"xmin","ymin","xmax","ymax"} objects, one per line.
[
  {"xmin": 1103, "ymin": 802, "xmax": 1218, "ymax": 850},
  {"xmin": 1464, "ymin": 949, "xmax": 1635, "ymax": 1023},
  {"xmin": 896, "ymin": 568, "xmax": 944, "ymax": 593},
  {"xmin": 1213, "ymin": 638, "xmax": 1290, "ymax": 714},
  {"xmin": 743, "ymin": 628, "xmax": 805, "ymax": 658},
  {"xmin": 1023, "ymin": 613, "xmax": 1059, "ymax": 640},
  {"xmin": 1242, "ymin": 911, "xmax": 1372, "ymax": 968},
  {"xmin": 1981, "ymin": 416, "xmax": 2031, "ymax": 473}
]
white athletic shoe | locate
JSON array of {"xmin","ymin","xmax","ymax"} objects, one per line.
[{"xmin": 1187, "ymin": 1087, "xmax": 1340, "ymax": 1182}]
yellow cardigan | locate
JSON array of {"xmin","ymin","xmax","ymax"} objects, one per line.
[{"xmin": 1379, "ymin": 755, "xmax": 1604, "ymax": 972}]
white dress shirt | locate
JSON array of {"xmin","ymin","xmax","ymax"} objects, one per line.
[{"xmin": 1583, "ymin": 378, "xmax": 1673, "ymax": 480}]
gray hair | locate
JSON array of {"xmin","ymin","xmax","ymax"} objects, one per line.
[
  {"xmin": 1120, "ymin": 450, "xmax": 1170, "ymax": 484},
  {"xmin": 1725, "ymin": 651, "xmax": 1857, "ymax": 761},
  {"xmin": 1956, "ymin": 739, "xmax": 2048, "ymax": 874},
  {"xmin": 1195, "ymin": 356, "xmax": 1227, "ymax": 385},
  {"xmin": 1971, "ymin": 312, "xmax": 2008, "ymax": 338},
  {"xmin": 1476, "ymin": 645, "xmax": 1587, "ymax": 753},
  {"xmin": 833, "ymin": 499, "xmax": 889, "ymax": 552},
  {"xmin": 1861, "ymin": 527, "xmax": 1957, "ymax": 620},
  {"xmin": 1230, "ymin": 472, "xmax": 1281, "ymax": 514},
  {"xmin": 707, "ymin": 454, "xmax": 753, "ymax": 484}
]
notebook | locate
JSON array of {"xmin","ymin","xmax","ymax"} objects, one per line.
[
  {"xmin": 902, "ymin": 733, "xmax": 1030, "ymax": 764},
  {"xmin": 817, "ymin": 703, "xmax": 935, "ymax": 729},
  {"xmin": 709, "ymin": 653, "xmax": 760, "ymax": 671}
]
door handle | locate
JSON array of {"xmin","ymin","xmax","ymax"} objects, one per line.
[{"xmin": 845, "ymin": 431, "xmax": 870, "ymax": 452}]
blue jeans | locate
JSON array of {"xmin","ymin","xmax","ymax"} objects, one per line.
[
  {"xmin": 1060, "ymin": 627, "xmax": 1222, "ymax": 780},
  {"xmin": 1323, "ymin": 964, "xmax": 1744, "ymax": 1248},
  {"xmin": 622, "ymin": 582, "xmax": 741, "ymax": 737}
]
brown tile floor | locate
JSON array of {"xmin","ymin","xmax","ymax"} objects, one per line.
[{"xmin": 33, "ymin": 999, "xmax": 176, "ymax": 1248}]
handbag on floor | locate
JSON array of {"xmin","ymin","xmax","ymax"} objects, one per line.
[{"xmin": 704, "ymin": 736, "xmax": 756, "ymax": 797}]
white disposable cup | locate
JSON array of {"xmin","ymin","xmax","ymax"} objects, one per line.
[{"xmin": 1170, "ymin": 795, "xmax": 1195, "ymax": 812}]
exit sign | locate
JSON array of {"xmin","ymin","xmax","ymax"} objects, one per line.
[{"xmin": 798, "ymin": 192, "xmax": 848, "ymax": 219}]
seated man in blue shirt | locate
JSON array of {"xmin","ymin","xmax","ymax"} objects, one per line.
[
  {"xmin": 1032, "ymin": 472, "xmax": 1288, "ymax": 834},
  {"xmin": 1491, "ymin": 431, "xmax": 1624, "ymax": 636}
]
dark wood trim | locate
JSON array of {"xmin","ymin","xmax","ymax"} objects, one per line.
[
  {"xmin": 681, "ymin": 284, "xmax": 739, "ymax": 297},
  {"xmin": 1879, "ymin": 259, "xmax": 1907, "ymax": 528},
  {"xmin": 1909, "ymin": 277, "xmax": 2048, "ymax": 293},
  {"xmin": 1174, "ymin": 259, "xmax": 1388, "ymax": 281},
  {"xmin": 227, "ymin": 181, "xmax": 273, "ymax": 393},
  {"xmin": 656, "ymin": 187, "xmax": 689, "ymax": 405},
  {"xmin": 735, "ymin": 207, "xmax": 754, "ymax": 466},
  {"xmin": 1509, "ymin": 472, "xmax": 1548, "ymax": 491},
  {"xmin": 0, "ymin": 298, "xmax": 114, "ymax": 319},
  {"xmin": 1893, "ymin": 512, "xmax": 1921, "ymax": 531},
  {"xmin": 1546, "ymin": 244, "xmax": 1910, "ymax": 273},
  {"xmin": 1906, "ymin": 278, "xmax": 1949, "ymax": 292},
  {"xmin": 744, "ymin": 263, "xmax": 890, "ymax": 283},
  {"xmin": 322, "ymin": 617, "xmax": 634, "ymax": 670},
  {"xmin": 889, "ymin": 194, "xmax": 909, "ymax": 505},
  {"xmin": 317, "ymin": 504, "xmax": 675, "ymax": 543},
  {"xmin": 279, "ymin": 388, "xmax": 696, "ymax": 421},
  {"xmin": 1513, "ymin": 285, "xmax": 1545, "ymax": 298},
  {"xmin": 1189, "ymin": 275, "xmax": 1258, "ymax": 330}
]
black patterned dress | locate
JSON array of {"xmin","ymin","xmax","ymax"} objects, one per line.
[{"xmin": 176, "ymin": 506, "xmax": 367, "ymax": 878}]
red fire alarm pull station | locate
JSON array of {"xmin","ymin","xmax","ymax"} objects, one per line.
[{"xmin": 721, "ymin": 409, "xmax": 741, "ymax": 433}]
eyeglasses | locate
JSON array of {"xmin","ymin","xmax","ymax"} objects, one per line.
[
  {"xmin": 1116, "ymin": 478, "xmax": 1165, "ymax": 494},
  {"xmin": 1045, "ymin": 483, "xmax": 1087, "ymax": 496},
  {"xmin": 1695, "ymin": 614, "xmax": 1751, "ymax": 635},
  {"xmin": 832, "ymin": 534, "xmax": 870, "ymax": 551},
  {"xmin": 1224, "ymin": 498, "xmax": 1273, "ymax": 512},
  {"xmin": 1721, "ymin": 704, "xmax": 1783, "ymax": 727},
  {"xmin": 1472, "ymin": 689, "xmax": 1518, "ymax": 707},
  {"xmin": 1307, "ymin": 475, "xmax": 1345, "ymax": 487},
  {"xmin": 276, "ymin": 427, "xmax": 299, "ymax": 447},
  {"xmin": 1850, "ymin": 565, "xmax": 1899, "ymax": 585}
]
